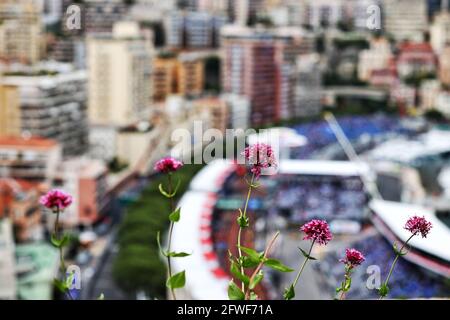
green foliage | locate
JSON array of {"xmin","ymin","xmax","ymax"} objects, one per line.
[
  {"xmin": 112, "ymin": 164, "xmax": 203, "ymax": 298},
  {"xmin": 264, "ymin": 259, "xmax": 294, "ymax": 273},
  {"xmin": 166, "ymin": 271, "xmax": 186, "ymax": 289},
  {"xmin": 227, "ymin": 281, "xmax": 245, "ymax": 300},
  {"xmin": 283, "ymin": 284, "xmax": 295, "ymax": 300},
  {"xmin": 378, "ymin": 284, "xmax": 389, "ymax": 298},
  {"xmin": 168, "ymin": 207, "xmax": 181, "ymax": 222}
]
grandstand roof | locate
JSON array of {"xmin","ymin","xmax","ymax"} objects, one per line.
[
  {"xmin": 370, "ymin": 199, "xmax": 450, "ymax": 270},
  {"xmin": 279, "ymin": 160, "xmax": 373, "ymax": 178}
]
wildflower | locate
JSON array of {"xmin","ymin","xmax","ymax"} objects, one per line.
[
  {"xmin": 40, "ymin": 189, "xmax": 73, "ymax": 211},
  {"xmin": 300, "ymin": 219, "xmax": 332, "ymax": 245},
  {"xmin": 340, "ymin": 248, "xmax": 365, "ymax": 268},
  {"xmin": 404, "ymin": 216, "xmax": 432, "ymax": 238},
  {"xmin": 242, "ymin": 143, "xmax": 277, "ymax": 178},
  {"xmin": 154, "ymin": 157, "xmax": 183, "ymax": 174}
]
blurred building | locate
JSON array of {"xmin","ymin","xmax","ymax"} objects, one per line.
[
  {"xmin": 165, "ymin": 11, "xmax": 227, "ymax": 48},
  {"xmin": 178, "ymin": 53, "xmax": 205, "ymax": 98},
  {"xmin": 0, "ymin": 84, "xmax": 21, "ymax": 136},
  {"xmin": 1, "ymin": 65, "xmax": 89, "ymax": 156},
  {"xmin": 192, "ymin": 97, "xmax": 229, "ymax": 133},
  {"xmin": 0, "ymin": 179, "xmax": 44, "ymax": 242},
  {"xmin": 0, "ymin": 219, "xmax": 16, "ymax": 299},
  {"xmin": 38, "ymin": 0, "xmax": 63, "ymax": 26},
  {"xmin": 0, "ymin": 0, "xmax": 43, "ymax": 64},
  {"xmin": 55, "ymin": 158, "xmax": 108, "ymax": 226},
  {"xmin": 439, "ymin": 46, "xmax": 450, "ymax": 85},
  {"xmin": 15, "ymin": 243, "xmax": 58, "ymax": 300},
  {"xmin": 436, "ymin": 90, "xmax": 450, "ymax": 116},
  {"xmin": 383, "ymin": 0, "xmax": 427, "ymax": 42},
  {"xmin": 153, "ymin": 52, "xmax": 204, "ymax": 101},
  {"xmin": 420, "ymin": 79, "xmax": 441, "ymax": 111},
  {"xmin": 294, "ymin": 54, "xmax": 323, "ymax": 118},
  {"xmin": 358, "ymin": 37, "xmax": 393, "ymax": 82},
  {"xmin": 87, "ymin": 21, "xmax": 153, "ymax": 127},
  {"xmin": 221, "ymin": 94, "xmax": 250, "ymax": 130},
  {"xmin": 80, "ymin": 0, "xmax": 128, "ymax": 35},
  {"xmin": 221, "ymin": 25, "xmax": 314, "ymax": 125},
  {"xmin": 305, "ymin": 0, "xmax": 346, "ymax": 30},
  {"xmin": 396, "ymin": 43, "xmax": 437, "ymax": 78},
  {"xmin": 0, "ymin": 136, "xmax": 62, "ymax": 182},
  {"xmin": 48, "ymin": 39, "xmax": 86, "ymax": 69}
]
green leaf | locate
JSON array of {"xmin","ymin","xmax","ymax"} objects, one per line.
[
  {"xmin": 393, "ymin": 242, "xmax": 409, "ymax": 256},
  {"xmin": 227, "ymin": 281, "xmax": 245, "ymax": 300},
  {"xmin": 156, "ymin": 231, "xmax": 168, "ymax": 257},
  {"xmin": 169, "ymin": 207, "xmax": 181, "ymax": 222},
  {"xmin": 238, "ymin": 246, "xmax": 261, "ymax": 263},
  {"xmin": 344, "ymin": 277, "xmax": 352, "ymax": 291},
  {"xmin": 51, "ymin": 234, "xmax": 70, "ymax": 248},
  {"xmin": 299, "ymin": 247, "xmax": 317, "ymax": 260},
  {"xmin": 283, "ymin": 284, "xmax": 295, "ymax": 300},
  {"xmin": 264, "ymin": 258, "xmax": 294, "ymax": 272},
  {"xmin": 378, "ymin": 284, "xmax": 389, "ymax": 298},
  {"xmin": 249, "ymin": 270, "xmax": 264, "ymax": 290},
  {"xmin": 97, "ymin": 293, "xmax": 105, "ymax": 300},
  {"xmin": 336, "ymin": 287, "xmax": 343, "ymax": 293},
  {"xmin": 166, "ymin": 270, "xmax": 186, "ymax": 289},
  {"xmin": 230, "ymin": 260, "xmax": 250, "ymax": 286},
  {"xmin": 240, "ymin": 256, "xmax": 259, "ymax": 268},
  {"xmin": 167, "ymin": 251, "xmax": 191, "ymax": 258},
  {"xmin": 53, "ymin": 278, "xmax": 68, "ymax": 293},
  {"xmin": 249, "ymin": 292, "xmax": 258, "ymax": 300}
]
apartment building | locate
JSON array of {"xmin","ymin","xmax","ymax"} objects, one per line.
[
  {"xmin": 87, "ymin": 21, "xmax": 153, "ymax": 127},
  {"xmin": 1, "ymin": 65, "xmax": 89, "ymax": 156},
  {"xmin": 221, "ymin": 25, "xmax": 314, "ymax": 125},
  {"xmin": 0, "ymin": 84, "xmax": 21, "ymax": 137},
  {"xmin": 0, "ymin": 0, "xmax": 43, "ymax": 64},
  {"xmin": 0, "ymin": 136, "xmax": 61, "ymax": 182},
  {"xmin": 383, "ymin": 0, "xmax": 428, "ymax": 42}
]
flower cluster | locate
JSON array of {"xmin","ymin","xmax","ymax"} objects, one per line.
[
  {"xmin": 340, "ymin": 248, "xmax": 365, "ymax": 268},
  {"xmin": 154, "ymin": 157, "xmax": 183, "ymax": 174},
  {"xmin": 300, "ymin": 219, "xmax": 332, "ymax": 245},
  {"xmin": 40, "ymin": 189, "xmax": 73, "ymax": 211},
  {"xmin": 404, "ymin": 216, "xmax": 433, "ymax": 238},
  {"xmin": 242, "ymin": 143, "xmax": 277, "ymax": 179}
]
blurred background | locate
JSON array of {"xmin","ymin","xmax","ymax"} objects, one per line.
[{"xmin": 0, "ymin": 0, "xmax": 449, "ymax": 300}]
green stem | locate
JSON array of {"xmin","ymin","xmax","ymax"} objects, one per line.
[
  {"xmin": 379, "ymin": 233, "xmax": 415, "ymax": 300},
  {"xmin": 166, "ymin": 174, "xmax": 176, "ymax": 300},
  {"xmin": 292, "ymin": 240, "xmax": 315, "ymax": 290},
  {"xmin": 237, "ymin": 173, "xmax": 255, "ymax": 292},
  {"xmin": 53, "ymin": 209, "xmax": 73, "ymax": 300}
]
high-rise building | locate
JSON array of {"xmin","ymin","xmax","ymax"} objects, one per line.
[
  {"xmin": 0, "ymin": 0, "xmax": 43, "ymax": 64},
  {"xmin": 192, "ymin": 97, "xmax": 229, "ymax": 133},
  {"xmin": 294, "ymin": 54, "xmax": 323, "ymax": 118},
  {"xmin": 166, "ymin": 11, "xmax": 227, "ymax": 48},
  {"xmin": 383, "ymin": 0, "xmax": 428, "ymax": 42},
  {"xmin": 221, "ymin": 94, "xmax": 250, "ymax": 130},
  {"xmin": 0, "ymin": 84, "xmax": 21, "ymax": 137},
  {"xmin": 221, "ymin": 25, "xmax": 314, "ymax": 125},
  {"xmin": 153, "ymin": 52, "xmax": 205, "ymax": 102},
  {"xmin": 87, "ymin": 21, "xmax": 153, "ymax": 127},
  {"xmin": 177, "ymin": 53, "xmax": 205, "ymax": 98},
  {"xmin": 81, "ymin": 0, "xmax": 128, "ymax": 35},
  {"xmin": 1, "ymin": 64, "xmax": 89, "ymax": 156}
]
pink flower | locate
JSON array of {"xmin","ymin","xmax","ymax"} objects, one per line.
[
  {"xmin": 154, "ymin": 157, "xmax": 183, "ymax": 174},
  {"xmin": 242, "ymin": 143, "xmax": 277, "ymax": 179},
  {"xmin": 340, "ymin": 248, "xmax": 365, "ymax": 267},
  {"xmin": 40, "ymin": 189, "xmax": 73, "ymax": 211},
  {"xmin": 300, "ymin": 219, "xmax": 332, "ymax": 245},
  {"xmin": 404, "ymin": 216, "xmax": 432, "ymax": 238}
]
